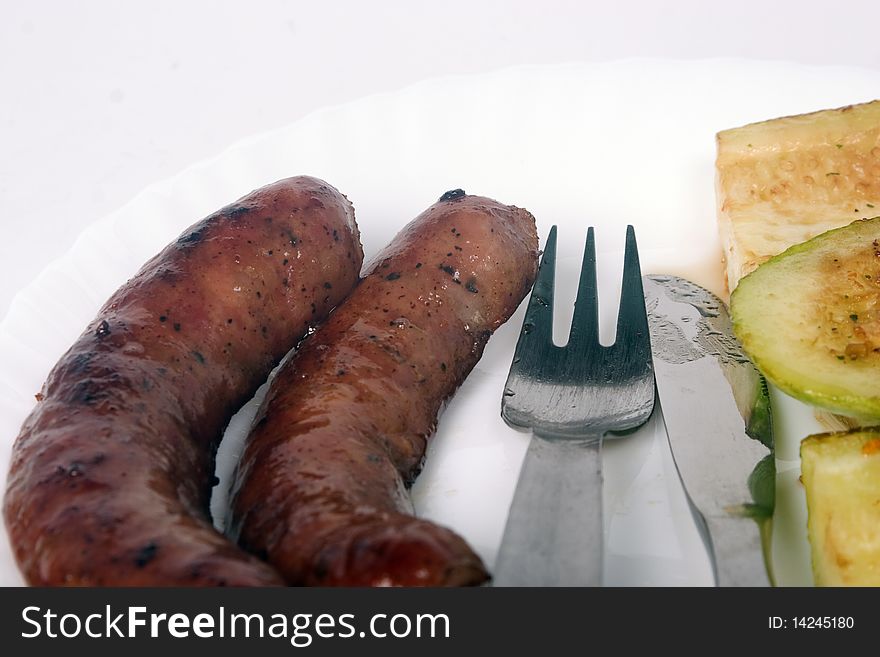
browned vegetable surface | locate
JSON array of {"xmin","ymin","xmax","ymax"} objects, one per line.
[
  {"xmin": 229, "ymin": 190, "xmax": 538, "ymax": 586},
  {"xmin": 4, "ymin": 176, "xmax": 363, "ymax": 585}
]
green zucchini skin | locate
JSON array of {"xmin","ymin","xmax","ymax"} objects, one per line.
[{"xmin": 731, "ymin": 217, "xmax": 880, "ymax": 421}]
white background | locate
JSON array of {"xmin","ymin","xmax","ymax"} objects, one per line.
[{"xmin": 2, "ymin": 0, "xmax": 880, "ymax": 320}]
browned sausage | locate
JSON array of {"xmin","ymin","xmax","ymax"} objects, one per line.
[
  {"xmin": 3, "ymin": 176, "xmax": 363, "ymax": 585},
  {"xmin": 229, "ymin": 190, "xmax": 538, "ymax": 586}
]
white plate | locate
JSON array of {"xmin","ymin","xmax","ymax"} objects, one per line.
[{"xmin": 3, "ymin": 59, "xmax": 879, "ymax": 587}]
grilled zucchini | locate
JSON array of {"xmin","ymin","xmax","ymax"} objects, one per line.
[
  {"xmin": 719, "ymin": 100, "xmax": 880, "ymax": 588},
  {"xmin": 801, "ymin": 429, "xmax": 880, "ymax": 586},
  {"xmin": 716, "ymin": 100, "xmax": 880, "ymax": 293},
  {"xmin": 731, "ymin": 217, "xmax": 880, "ymax": 420}
]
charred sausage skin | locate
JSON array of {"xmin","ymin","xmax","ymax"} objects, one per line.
[
  {"xmin": 229, "ymin": 191, "xmax": 538, "ymax": 586},
  {"xmin": 4, "ymin": 176, "xmax": 363, "ymax": 585}
]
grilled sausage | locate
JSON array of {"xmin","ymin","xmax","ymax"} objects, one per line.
[
  {"xmin": 229, "ymin": 191, "xmax": 538, "ymax": 586},
  {"xmin": 3, "ymin": 176, "xmax": 363, "ymax": 585}
]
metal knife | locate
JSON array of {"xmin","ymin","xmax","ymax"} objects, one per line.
[{"xmin": 642, "ymin": 274, "xmax": 774, "ymax": 587}]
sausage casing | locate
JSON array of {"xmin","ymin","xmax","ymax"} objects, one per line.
[
  {"xmin": 229, "ymin": 191, "xmax": 538, "ymax": 586},
  {"xmin": 3, "ymin": 176, "xmax": 363, "ymax": 585}
]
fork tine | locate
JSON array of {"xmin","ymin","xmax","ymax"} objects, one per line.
[
  {"xmin": 614, "ymin": 225, "xmax": 650, "ymax": 348},
  {"xmin": 567, "ymin": 227, "xmax": 599, "ymax": 348},
  {"xmin": 516, "ymin": 225, "xmax": 557, "ymax": 347}
]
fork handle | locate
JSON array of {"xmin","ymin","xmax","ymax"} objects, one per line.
[{"xmin": 493, "ymin": 432, "xmax": 603, "ymax": 587}]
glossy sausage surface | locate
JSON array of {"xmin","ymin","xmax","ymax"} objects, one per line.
[
  {"xmin": 229, "ymin": 191, "xmax": 538, "ymax": 586},
  {"xmin": 4, "ymin": 176, "xmax": 363, "ymax": 585}
]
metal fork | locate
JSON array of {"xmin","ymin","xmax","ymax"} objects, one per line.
[{"xmin": 493, "ymin": 225, "xmax": 655, "ymax": 587}]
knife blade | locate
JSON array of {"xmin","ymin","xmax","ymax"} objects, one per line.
[{"xmin": 642, "ymin": 274, "xmax": 774, "ymax": 587}]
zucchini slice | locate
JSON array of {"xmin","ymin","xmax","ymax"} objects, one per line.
[
  {"xmin": 716, "ymin": 100, "xmax": 880, "ymax": 293},
  {"xmin": 801, "ymin": 429, "xmax": 880, "ymax": 586},
  {"xmin": 731, "ymin": 217, "xmax": 880, "ymax": 420}
]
